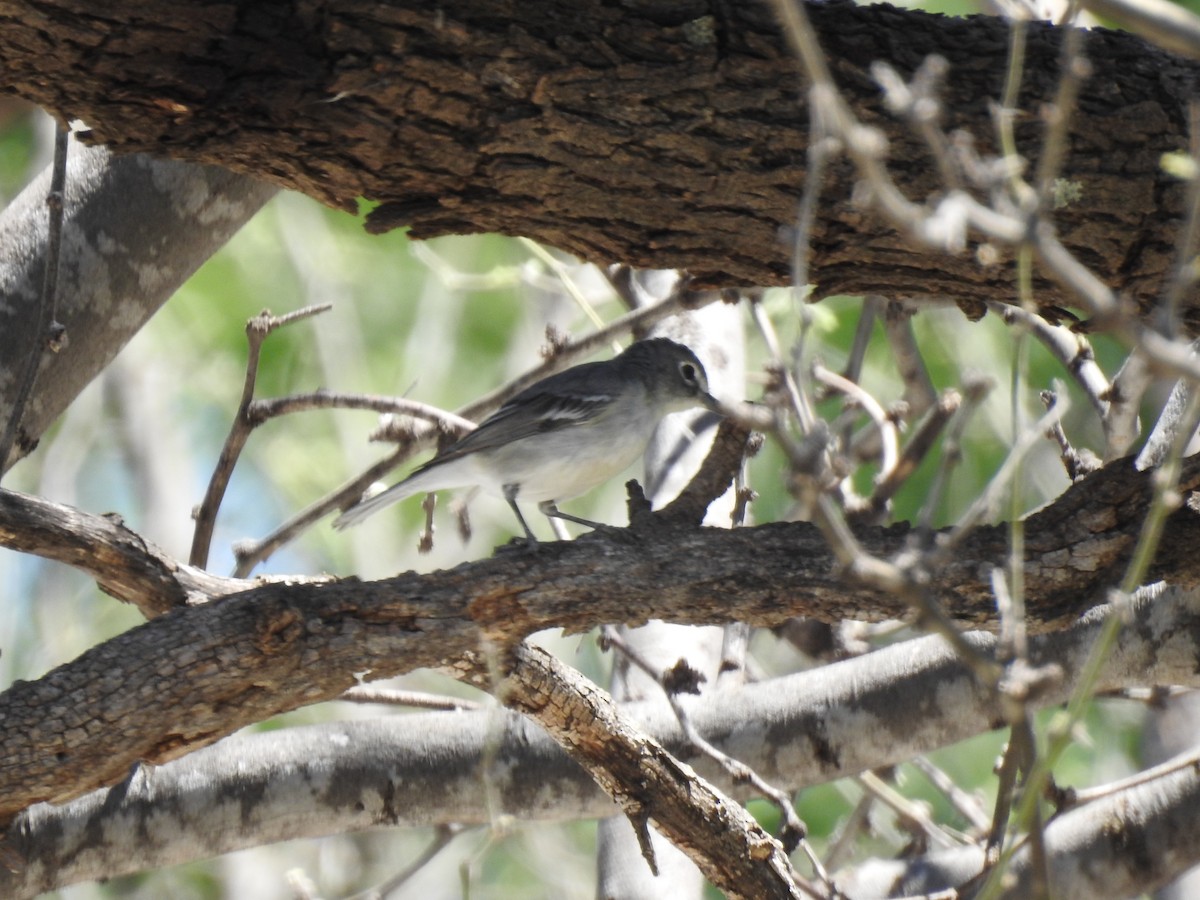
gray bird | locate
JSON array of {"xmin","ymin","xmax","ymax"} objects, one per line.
[{"xmin": 333, "ymin": 338, "xmax": 719, "ymax": 542}]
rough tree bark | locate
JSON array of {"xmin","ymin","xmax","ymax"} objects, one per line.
[
  {"xmin": 1, "ymin": 451, "xmax": 1199, "ymax": 824},
  {"xmin": 0, "ymin": 0, "xmax": 1195, "ymax": 325},
  {"xmin": 6, "ymin": 580, "xmax": 1200, "ymax": 896}
]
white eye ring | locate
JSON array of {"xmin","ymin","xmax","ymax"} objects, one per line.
[{"xmin": 679, "ymin": 361, "xmax": 698, "ymax": 384}]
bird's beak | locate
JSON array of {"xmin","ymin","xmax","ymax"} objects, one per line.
[{"xmin": 700, "ymin": 392, "xmax": 723, "ymax": 414}]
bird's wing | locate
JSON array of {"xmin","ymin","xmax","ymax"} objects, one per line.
[{"xmin": 424, "ymin": 382, "xmax": 619, "ymax": 466}]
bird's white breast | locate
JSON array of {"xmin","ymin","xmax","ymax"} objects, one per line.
[{"xmin": 467, "ymin": 397, "xmax": 661, "ymax": 503}]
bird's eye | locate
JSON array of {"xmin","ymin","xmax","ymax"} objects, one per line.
[{"xmin": 679, "ymin": 362, "xmax": 698, "ymax": 385}]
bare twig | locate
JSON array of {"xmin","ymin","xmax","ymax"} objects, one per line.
[
  {"xmin": 792, "ymin": 84, "xmax": 837, "ymax": 312},
  {"xmin": 992, "ymin": 548, "xmax": 1057, "ymax": 898},
  {"xmin": 599, "ymin": 627, "xmax": 818, "ymax": 874},
  {"xmin": 1041, "ymin": 390, "xmax": 1101, "ymax": 481},
  {"xmin": 0, "ymin": 485, "xmax": 260, "ymax": 616},
  {"xmin": 248, "ymin": 391, "xmax": 476, "ymax": 436},
  {"xmin": 470, "ymin": 287, "xmax": 718, "ymax": 415},
  {"xmin": 814, "ymin": 363, "xmax": 899, "ymax": 483},
  {"xmin": 822, "ymin": 792, "xmax": 874, "ymax": 873},
  {"xmin": 770, "ymin": 0, "xmax": 1200, "ymax": 404},
  {"xmin": 341, "ymin": 825, "xmax": 462, "ymax": 900},
  {"xmin": 977, "ymin": 717, "xmax": 1054, "ymax": 900},
  {"xmin": 1104, "ymin": 349, "xmax": 1152, "ymax": 460},
  {"xmin": 932, "ymin": 386, "xmax": 1069, "ymax": 559},
  {"xmin": 190, "ymin": 304, "xmax": 332, "ymax": 569},
  {"xmin": 872, "ymin": 57, "xmax": 961, "ymax": 192},
  {"xmin": 1067, "ymin": 745, "xmax": 1200, "ymax": 807},
  {"xmin": 915, "ymin": 376, "xmax": 992, "ymax": 538},
  {"xmin": 517, "ymin": 237, "xmax": 618, "ymax": 350},
  {"xmin": 416, "ymin": 491, "xmax": 438, "ymax": 553},
  {"xmin": 986, "ymin": 736, "xmax": 1025, "ymax": 867},
  {"xmin": 751, "ymin": 296, "xmax": 817, "ymax": 433},
  {"xmin": 497, "ymin": 643, "xmax": 813, "ymax": 900},
  {"xmin": 1017, "ymin": 719, "xmax": 1051, "ymax": 900},
  {"xmin": 410, "ymin": 241, "xmax": 523, "ymax": 292},
  {"xmin": 988, "ymin": 302, "xmax": 1109, "ymax": 420},
  {"xmin": 842, "ymin": 296, "xmax": 879, "ymax": 388},
  {"xmin": 339, "ymin": 686, "xmax": 482, "ymax": 710},
  {"xmin": 986, "ymin": 393, "xmax": 1200, "ymax": 896},
  {"xmin": 656, "ymin": 419, "xmax": 752, "ymax": 526},
  {"xmin": 1130, "ymin": 116, "xmax": 1200, "ymax": 471},
  {"xmin": 866, "ymin": 389, "xmax": 961, "ymax": 518},
  {"xmin": 910, "ymin": 756, "xmax": 992, "ymax": 834},
  {"xmin": 856, "ymin": 770, "xmax": 969, "ymax": 850},
  {"xmin": 882, "ymin": 301, "xmax": 937, "ymax": 420}
]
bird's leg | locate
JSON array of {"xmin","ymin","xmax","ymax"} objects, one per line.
[
  {"xmin": 538, "ymin": 501, "xmax": 610, "ymax": 532},
  {"xmin": 503, "ymin": 484, "xmax": 539, "ymax": 546}
]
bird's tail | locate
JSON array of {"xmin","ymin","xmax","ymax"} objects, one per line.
[{"xmin": 332, "ymin": 478, "xmax": 424, "ymax": 530}]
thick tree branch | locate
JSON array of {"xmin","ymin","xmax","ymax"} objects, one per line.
[
  {"xmin": 0, "ymin": 489, "xmax": 242, "ymax": 615},
  {"xmin": 0, "ymin": 1, "xmax": 1195, "ymax": 323},
  {"xmin": 8, "ymin": 450, "xmax": 1199, "ymax": 625},
  {"xmin": 1, "ymin": 454, "xmax": 1199, "ymax": 823},
  {"xmin": 6, "ymin": 583, "xmax": 1200, "ymax": 897},
  {"xmin": 499, "ymin": 644, "xmax": 805, "ymax": 900},
  {"xmin": 837, "ymin": 746, "xmax": 1200, "ymax": 897},
  {"xmin": 0, "ymin": 144, "xmax": 275, "ymax": 471}
]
